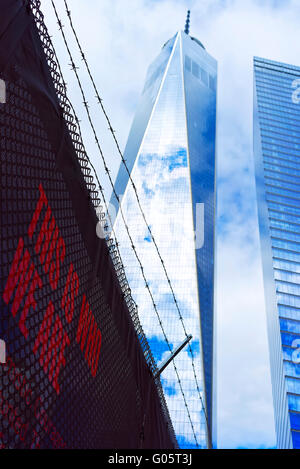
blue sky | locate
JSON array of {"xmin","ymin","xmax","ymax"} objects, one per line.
[{"xmin": 41, "ymin": 0, "xmax": 300, "ymax": 448}]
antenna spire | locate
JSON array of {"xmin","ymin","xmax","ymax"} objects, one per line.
[{"xmin": 184, "ymin": 10, "xmax": 190, "ymax": 35}]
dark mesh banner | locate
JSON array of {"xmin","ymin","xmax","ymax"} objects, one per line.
[{"xmin": 0, "ymin": 0, "xmax": 177, "ymax": 449}]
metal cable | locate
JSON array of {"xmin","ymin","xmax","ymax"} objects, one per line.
[
  {"xmin": 30, "ymin": 0, "xmax": 162, "ymax": 377},
  {"xmin": 29, "ymin": 0, "xmax": 177, "ymax": 445},
  {"xmin": 61, "ymin": 0, "xmax": 209, "ymax": 437},
  {"xmin": 50, "ymin": 0, "xmax": 207, "ymax": 446}
]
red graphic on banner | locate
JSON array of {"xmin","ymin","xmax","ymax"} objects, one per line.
[
  {"xmin": 0, "ymin": 356, "xmax": 66, "ymax": 448},
  {"xmin": 2, "ymin": 183, "xmax": 102, "ymax": 396}
]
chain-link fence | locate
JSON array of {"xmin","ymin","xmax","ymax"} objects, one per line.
[{"xmin": 0, "ymin": 0, "xmax": 177, "ymax": 449}]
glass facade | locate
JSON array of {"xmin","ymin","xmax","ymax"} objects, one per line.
[
  {"xmin": 110, "ymin": 31, "xmax": 217, "ymax": 449},
  {"xmin": 254, "ymin": 56, "xmax": 300, "ymax": 448}
]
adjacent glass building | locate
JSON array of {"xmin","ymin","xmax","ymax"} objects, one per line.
[
  {"xmin": 254, "ymin": 56, "xmax": 300, "ymax": 448},
  {"xmin": 110, "ymin": 29, "xmax": 217, "ymax": 448}
]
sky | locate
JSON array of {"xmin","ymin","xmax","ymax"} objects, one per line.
[{"xmin": 40, "ymin": 0, "xmax": 300, "ymax": 449}]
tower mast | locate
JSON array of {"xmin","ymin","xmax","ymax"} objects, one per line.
[{"xmin": 184, "ymin": 10, "xmax": 190, "ymax": 35}]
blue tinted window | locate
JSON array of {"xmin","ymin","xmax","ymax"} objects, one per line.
[
  {"xmin": 192, "ymin": 61, "xmax": 199, "ymax": 78},
  {"xmin": 292, "ymin": 430, "xmax": 300, "ymax": 448},
  {"xmin": 200, "ymin": 68, "xmax": 208, "ymax": 85},
  {"xmin": 254, "ymin": 56, "xmax": 300, "ymax": 447},
  {"xmin": 209, "ymin": 74, "xmax": 216, "ymax": 91},
  {"xmin": 290, "ymin": 412, "xmax": 300, "ymax": 431},
  {"xmin": 112, "ymin": 32, "xmax": 217, "ymax": 449},
  {"xmin": 280, "ymin": 317, "xmax": 300, "ymax": 333},
  {"xmin": 185, "ymin": 55, "xmax": 191, "ymax": 72}
]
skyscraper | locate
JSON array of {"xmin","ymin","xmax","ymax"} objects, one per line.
[
  {"xmin": 254, "ymin": 56, "xmax": 300, "ymax": 448},
  {"xmin": 110, "ymin": 21, "xmax": 217, "ymax": 448}
]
